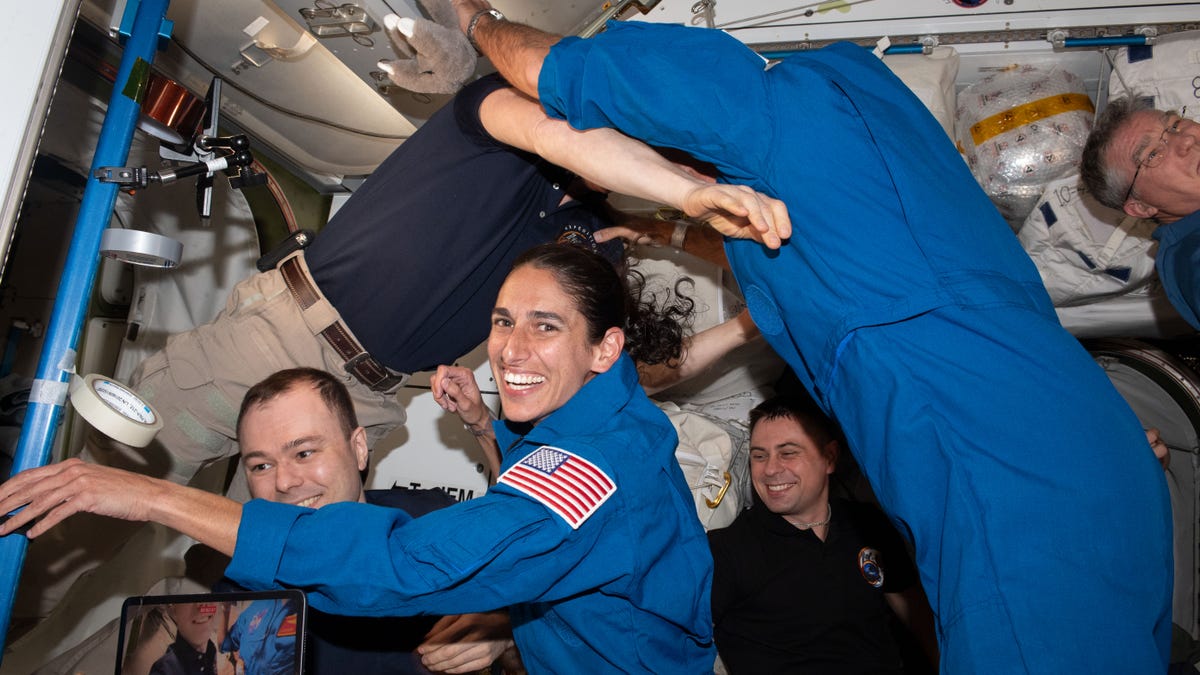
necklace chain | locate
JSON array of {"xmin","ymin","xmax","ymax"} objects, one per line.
[{"xmin": 791, "ymin": 502, "xmax": 832, "ymax": 530}]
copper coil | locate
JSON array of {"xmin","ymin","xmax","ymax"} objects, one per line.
[{"xmin": 138, "ymin": 74, "xmax": 204, "ymax": 145}]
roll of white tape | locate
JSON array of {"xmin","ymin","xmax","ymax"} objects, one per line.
[
  {"xmin": 99, "ymin": 229, "xmax": 183, "ymax": 268},
  {"xmin": 69, "ymin": 374, "xmax": 163, "ymax": 447}
]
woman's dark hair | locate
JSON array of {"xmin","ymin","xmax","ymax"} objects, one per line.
[{"xmin": 512, "ymin": 243, "xmax": 693, "ymax": 366}]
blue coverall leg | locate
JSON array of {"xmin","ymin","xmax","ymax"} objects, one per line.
[{"xmin": 537, "ymin": 20, "xmax": 1173, "ymax": 673}]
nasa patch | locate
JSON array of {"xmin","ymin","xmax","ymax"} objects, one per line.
[
  {"xmin": 248, "ymin": 608, "xmax": 266, "ymax": 633},
  {"xmin": 858, "ymin": 547, "xmax": 885, "ymax": 588}
]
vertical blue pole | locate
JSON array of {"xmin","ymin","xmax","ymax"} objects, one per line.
[{"xmin": 0, "ymin": 0, "xmax": 171, "ymax": 650}]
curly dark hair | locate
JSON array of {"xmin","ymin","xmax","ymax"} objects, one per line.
[{"xmin": 512, "ymin": 243, "xmax": 694, "ymax": 366}]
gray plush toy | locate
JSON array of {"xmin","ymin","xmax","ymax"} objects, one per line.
[{"xmin": 377, "ymin": 0, "xmax": 477, "ymax": 95}]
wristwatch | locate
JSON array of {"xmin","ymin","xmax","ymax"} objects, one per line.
[{"xmin": 467, "ymin": 8, "xmax": 505, "ymax": 53}]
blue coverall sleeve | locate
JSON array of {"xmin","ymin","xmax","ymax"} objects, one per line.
[
  {"xmin": 538, "ymin": 21, "xmax": 773, "ymax": 186},
  {"xmin": 1156, "ymin": 221, "xmax": 1200, "ymax": 330},
  {"xmin": 225, "ymin": 488, "xmax": 622, "ymax": 617}
]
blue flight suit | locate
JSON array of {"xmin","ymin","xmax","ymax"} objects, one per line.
[
  {"xmin": 224, "ymin": 355, "xmax": 714, "ymax": 674},
  {"xmin": 221, "ymin": 598, "xmax": 298, "ymax": 675},
  {"xmin": 214, "ymin": 487, "xmax": 455, "ymax": 674},
  {"xmin": 538, "ymin": 21, "xmax": 1172, "ymax": 673},
  {"xmin": 1154, "ymin": 210, "xmax": 1200, "ymax": 329}
]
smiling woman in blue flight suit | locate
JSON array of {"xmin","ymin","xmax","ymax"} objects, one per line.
[{"xmin": 219, "ymin": 243, "xmax": 715, "ymax": 673}]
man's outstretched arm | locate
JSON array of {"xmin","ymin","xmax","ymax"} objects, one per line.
[
  {"xmin": 454, "ymin": 0, "xmax": 550, "ymax": 98},
  {"xmin": 479, "ymin": 80, "xmax": 790, "ymax": 247},
  {"xmin": 0, "ymin": 459, "xmax": 241, "ymax": 556},
  {"xmin": 458, "ymin": 1, "xmax": 791, "ymax": 246}
]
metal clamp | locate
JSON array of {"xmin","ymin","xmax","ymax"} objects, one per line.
[{"xmin": 705, "ymin": 471, "xmax": 732, "ymax": 509}]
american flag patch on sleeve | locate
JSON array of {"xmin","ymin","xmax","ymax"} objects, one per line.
[{"xmin": 499, "ymin": 445, "xmax": 616, "ymax": 529}]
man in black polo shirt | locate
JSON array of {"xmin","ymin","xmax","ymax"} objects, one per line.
[{"xmin": 708, "ymin": 395, "xmax": 938, "ymax": 674}]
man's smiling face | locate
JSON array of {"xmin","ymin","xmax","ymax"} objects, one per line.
[{"xmin": 239, "ymin": 384, "xmax": 368, "ymax": 508}]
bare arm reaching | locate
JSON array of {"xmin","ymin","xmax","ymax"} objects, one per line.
[
  {"xmin": 886, "ymin": 586, "xmax": 940, "ymax": 671},
  {"xmin": 454, "ymin": 0, "xmax": 547, "ymax": 98},
  {"xmin": 638, "ymin": 309, "xmax": 760, "ymax": 395},
  {"xmin": 477, "ymin": 83, "xmax": 790, "ymax": 248},
  {"xmin": 432, "ymin": 365, "xmax": 500, "ymax": 477},
  {"xmin": 0, "ymin": 459, "xmax": 241, "ymax": 555}
]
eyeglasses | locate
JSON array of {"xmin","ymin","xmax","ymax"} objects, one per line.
[{"xmin": 1123, "ymin": 106, "xmax": 1188, "ymax": 204}]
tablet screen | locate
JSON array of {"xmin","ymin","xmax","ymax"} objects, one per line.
[{"xmin": 114, "ymin": 589, "xmax": 306, "ymax": 675}]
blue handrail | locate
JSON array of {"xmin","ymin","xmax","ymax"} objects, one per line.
[
  {"xmin": 0, "ymin": 0, "xmax": 171, "ymax": 652},
  {"xmin": 1061, "ymin": 35, "xmax": 1149, "ymax": 48}
]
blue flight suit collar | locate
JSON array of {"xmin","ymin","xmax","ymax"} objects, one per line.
[{"xmin": 494, "ymin": 354, "xmax": 638, "ymax": 462}]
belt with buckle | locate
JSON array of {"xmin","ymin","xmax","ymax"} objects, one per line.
[{"xmin": 279, "ymin": 256, "xmax": 405, "ymax": 392}]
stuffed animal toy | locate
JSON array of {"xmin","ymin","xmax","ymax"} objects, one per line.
[{"xmin": 377, "ymin": 0, "xmax": 477, "ymax": 95}]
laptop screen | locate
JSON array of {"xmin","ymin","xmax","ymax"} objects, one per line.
[{"xmin": 114, "ymin": 590, "xmax": 306, "ymax": 675}]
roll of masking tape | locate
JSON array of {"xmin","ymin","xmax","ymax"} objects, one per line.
[{"xmin": 69, "ymin": 374, "xmax": 163, "ymax": 447}]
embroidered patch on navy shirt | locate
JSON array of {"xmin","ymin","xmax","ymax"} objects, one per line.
[
  {"xmin": 858, "ymin": 547, "xmax": 885, "ymax": 588},
  {"xmin": 556, "ymin": 223, "xmax": 622, "ymax": 265},
  {"xmin": 499, "ymin": 445, "xmax": 616, "ymax": 529}
]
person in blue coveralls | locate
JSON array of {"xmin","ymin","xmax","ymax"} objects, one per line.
[
  {"xmin": 452, "ymin": 3, "xmax": 1174, "ymax": 673},
  {"xmin": 0, "ymin": 243, "xmax": 715, "ymax": 674},
  {"xmin": 1081, "ymin": 99, "xmax": 1200, "ymax": 330},
  {"xmin": 219, "ymin": 597, "xmax": 297, "ymax": 675}
]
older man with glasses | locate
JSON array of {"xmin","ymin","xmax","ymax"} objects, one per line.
[{"xmin": 1081, "ymin": 101, "xmax": 1200, "ymax": 329}]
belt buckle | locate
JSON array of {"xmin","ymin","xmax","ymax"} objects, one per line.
[{"xmin": 344, "ymin": 353, "xmax": 407, "ymax": 392}]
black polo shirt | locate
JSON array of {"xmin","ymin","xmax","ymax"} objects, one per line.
[
  {"xmin": 708, "ymin": 497, "xmax": 918, "ymax": 674},
  {"xmin": 149, "ymin": 635, "xmax": 217, "ymax": 675},
  {"xmin": 305, "ymin": 74, "xmax": 616, "ymax": 373}
]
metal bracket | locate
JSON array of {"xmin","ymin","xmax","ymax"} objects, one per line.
[
  {"xmin": 299, "ymin": 2, "xmax": 377, "ymax": 45},
  {"xmin": 94, "ymin": 166, "xmax": 151, "ymax": 188}
]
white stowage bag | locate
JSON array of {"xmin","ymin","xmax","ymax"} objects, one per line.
[
  {"xmin": 882, "ymin": 46, "xmax": 960, "ymax": 141},
  {"xmin": 1108, "ymin": 29, "xmax": 1200, "ymax": 111},
  {"xmin": 1017, "ymin": 173, "xmax": 1158, "ymax": 306},
  {"xmin": 661, "ymin": 401, "xmax": 751, "ymax": 531},
  {"xmin": 956, "ymin": 64, "xmax": 1094, "ymax": 229}
]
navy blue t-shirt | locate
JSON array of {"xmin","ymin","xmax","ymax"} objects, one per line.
[{"xmin": 305, "ymin": 74, "xmax": 616, "ymax": 373}]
